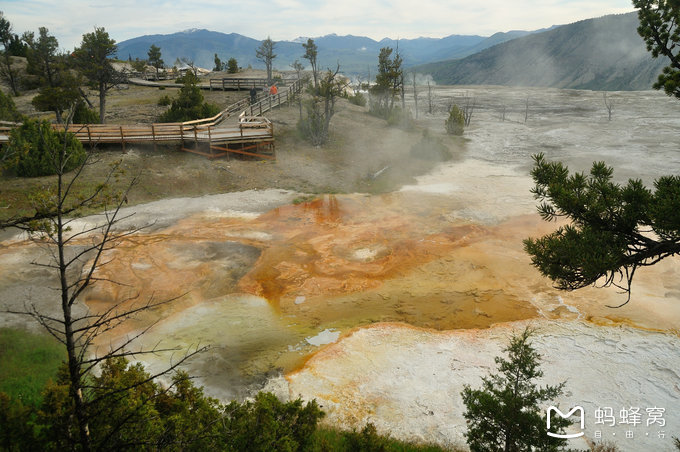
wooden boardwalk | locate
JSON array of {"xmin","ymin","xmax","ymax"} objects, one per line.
[{"xmin": 0, "ymin": 79, "xmax": 303, "ymax": 160}]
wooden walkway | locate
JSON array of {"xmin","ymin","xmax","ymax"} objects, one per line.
[
  {"xmin": 0, "ymin": 79, "xmax": 304, "ymax": 160},
  {"xmin": 128, "ymin": 76, "xmax": 296, "ymax": 92}
]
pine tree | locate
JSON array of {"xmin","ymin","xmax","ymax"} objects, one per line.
[{"xmin": 461, "ymin": 327, "xmax": 570, "ymax": 451}]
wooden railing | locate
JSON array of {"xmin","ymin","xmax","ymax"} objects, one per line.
[
  {"xmin": 0, "ymin": 79, "xmax": 305, "ymax": 152},
  {"xmin": 240, "ymin": 79, "xmax": 304, "ymax": 117},
  {"xmin": 208, "ymin": 77, "xmax": 297, "ymax": 91}
]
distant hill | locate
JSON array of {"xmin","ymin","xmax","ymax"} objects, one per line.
[
  {"xmin": 417, "ymin": 12, "xmax": 668, "ymax": 90},
  {"xmin": 115, "ymin": 28, "xmax": 540, "ymax": 76}
]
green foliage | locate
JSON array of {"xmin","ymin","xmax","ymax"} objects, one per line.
[
  {"xmin": 214, "ymin": 53, "xmax": 224, "ymax": 71},
  {"xmin": 297, "ymin": 68, "xmax": 344, "ymax": 146},
  {"xmin": 223, "ymin": 391, "xmax": 324, "ymax": 451},
  {"xmin": 73, "ymin": 27, "xmax": 118, "ymax": 85},
  {"xmin": 343, "ymin": 423, "xmax": 389, "ymax": 452},
  {"xmin": 159, "ymin": 72, "xmax": 221, "ymax": 122},
  {"xmin": 27, "ymin": 357, "xmax": 224, "ymax": 451},
  {"xmin": 147, "ymin": 44, "xmax": 164, "ymax": 79},
  {"xmin": 0, "ymin": 328, "xmax": 64, "ymax": 406},
  {"xmin": 72, "ymin": 101, "xmax": 100, "ymax": 124},
  {"xmin": 309, "ymin": 425, "xmax": 454, "ymax": 452},
  {"xmin": 131, "ymin": 57, "xmax": 147, "ymax": 73},
  {"xmin": 410, "ymin": 130, "xmax": 451, "ymax": 161},
  {"xmin": 157, "ymin": 94, "xmax": 172, "ymax": 106},
  {"xmin": 25, "ymin": 26, "xmax": 85, "ymax": 121},
  {"xmin": 369, "ymin": 47, "xmax": 403, "ymax": 120},
  {"xmin": 461, "ymin": 327, "xmax": 569, "ymax": 451},
  {"xmin": 303, "ymin": 38, "xmax": 319, "ymax": 87},
  {"xmin": 155, "ymin": 371, "xmax": 224, "ymax": 449},
  {"xmin": 0, "ymin": 392, "xmax": 37, "ymax": 451},
  {"xmin": 227, "ymin": 57, "xmax": 238, "ymax": 74},
  {"xmin": 73, "ymin": 27, "xmax": 121, "ymax": 122},
  {"xmin": 0, "ymin": 88, "xmax": 23, "ymax": 121},
  {"xmin": 445, "ymin": 105, "xmax": 465, "ymax": 135},
  {"xmin": 227, "ymin": 57, "xmax": 239, "ymax": 74},
  {"xmin": 348, "ymin": 92, "xmax": 366, "ymax": 107},
  {"xmin": 0, "ymin": 341, "xmax": 459, "ymax": 452},
  {"xmin": 3, "ymin": 119, "xmax": 86, "ymax": 177},
  {"xmin": 31, "ymin": 76, "xmax": 82, "ymax": 123},
  {"xmin": 523, "ymin": 153, "xmax": 680, "ymax": 302},
  {"xmin": 634, "ymin": 0, "xmax": 680, "ymax": 98},
  {"xmin": 0, "ymin": 12, "xmax": 21, "ymax": 95}
]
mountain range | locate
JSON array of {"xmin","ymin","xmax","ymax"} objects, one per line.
[
  {"xmin": 416, "ymin": 12, "xmax": 668, "ymax": 91},
  {"xmin": 116, "ymin": 28, "xmax": 545, "ymax": 76},
  {"xmin": 116, "ymin": 12, "xmax": 668, "ymax": 91}
]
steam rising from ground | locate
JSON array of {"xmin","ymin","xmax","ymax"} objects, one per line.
[{"xmin": 1, "ymin": 86, "xmax": 680, "ymax": 450}]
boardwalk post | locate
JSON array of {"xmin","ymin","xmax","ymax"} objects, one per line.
[
  {"xmin": 86, "ymin": 125, "xmax": 93, "ymax": 149},
  {"xmin": 152, "ymin": 124, "xmax": 157, "ymax": 152},
  {"xmin": 208, "ymin": 126, "xmax": 213, "ymax": 157},
  {"xmin": 119, "ymin": 126, "xmax": 126, "ymax": 153}
]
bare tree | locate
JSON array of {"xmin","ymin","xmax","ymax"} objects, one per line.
[
  {"xmin": 180, "ymin": 57, "xmax": 198, "ymax": 76},
  {"xmin": 1, "ymin": 114, "xmax": 204, "ymax": 451},
  {"xmin": 298, "ymin": 64, "xmax": 346, "ymax": 146},
  {"xmin": 462, "ymin": 93, "xmax": 475, "ymax": 126},
  {"xmin": 256, "ymin": 37, "xmax": 276, "ymax": 84},
  {"xmin": 524, "ymin": 96, "xmax": 530, "ymax": 123},
  {"xmin": 412, "ymin": 72, "xmax": 418, "ymax": 119},
  {"xmin": 603, "ymin": 92, "xmax": 613, "ymax": 121},
  {"xmin": 427, "ymin": 81, "xmax": 434, "ymax": 114},
  {"xmin": 290, "ymin": 59, "xmax": 304, "ymax": 80}
]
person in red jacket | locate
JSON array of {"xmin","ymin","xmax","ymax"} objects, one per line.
[{"xmin": 269, "ymin": 84, "xmax": 278, "ymax": 96}]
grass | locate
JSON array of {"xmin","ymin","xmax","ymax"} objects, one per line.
[
  {"xmin": 292, "ymin": 194, "xmax": 319, "ymax": 204},
  {"xmin": 309, "ymin": 425, "xmax": 462, "ymax": 451},
  {"xmin": 0, "ymin": 328, "xmax": 64, "ymax": 406}
]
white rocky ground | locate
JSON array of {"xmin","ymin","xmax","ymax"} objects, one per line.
[
  {"xmin": 2, "ymin": 87, "xmax": 680, "ymax": 451},
  {"xmin": 280, "ymin": 320, "xmax": 679, "ymax": 451}
]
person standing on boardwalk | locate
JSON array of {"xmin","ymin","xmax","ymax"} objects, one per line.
[
  {"xmin": 250, "ymin": 86, "xmax": 257, "ymax": 104},
  {"xmin": 269, "ymin": 83, "xmax": 278, "ymax": 96}
]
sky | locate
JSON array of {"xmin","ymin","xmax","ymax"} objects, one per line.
[{"xmin": 2, "ymin": 0, "xmax": 635, "ymax": 50}]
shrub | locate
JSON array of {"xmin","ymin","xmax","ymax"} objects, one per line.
[
  {"xmin": 445, "ymin": 105, "xmax": 465, "ymax": 135},
  {"xmin": 157, "ymin": 95, "xmax": 172, "ymax": 106},
  {"xmin": 159, "ymin": 72, "xmax": 221, "ymax": 122},
  {"xmin": 223, "ymin": 392, "xmax": 325, "ymax": 451},
  {"xmin": 348, "ymin": 92, "xmax": 366, "ymax": 107},
  {"xmin": 0, "ymin": 89, "xmax": 23, "ymax": 122},
  {"xmin": 227, "ymin": 57, "xmax": 239, "ymax": 74},
  {"xmin": 3, "ymin": 119, "xmax": 86, "ymax": 177},
  {"xmin": 343, "ymin": 423, "xmax": 389, "ymax": 452},
  {"xmin": 72, "ymin": 102, "xmax": 100, "ymax": 124}
]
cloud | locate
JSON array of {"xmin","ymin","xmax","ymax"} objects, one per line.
[{"xmin": 2, "ymin": 0, "xmax": 634, "ymax": 50}]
